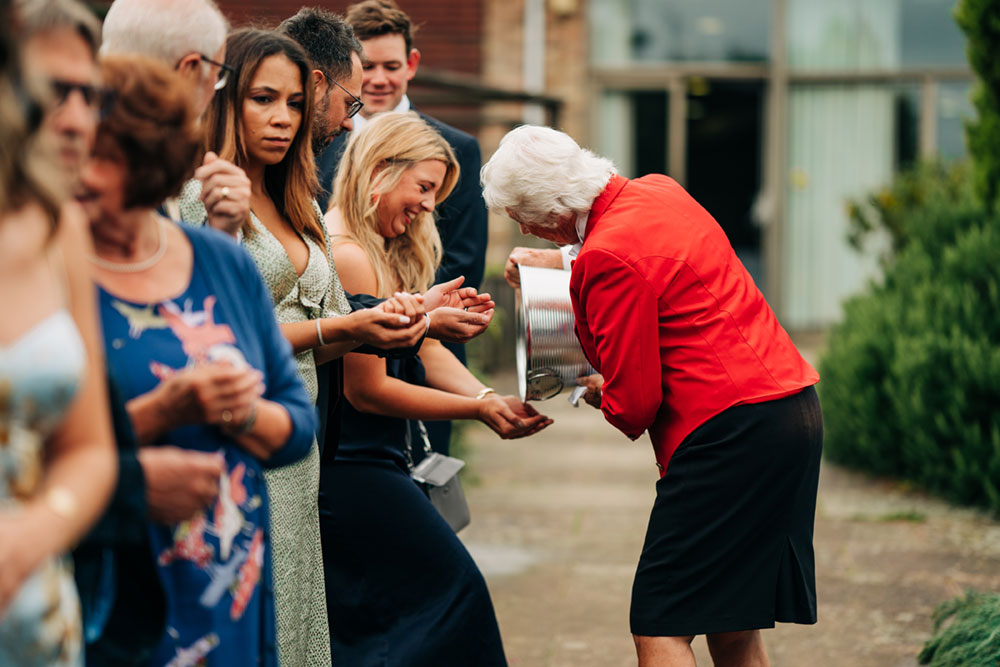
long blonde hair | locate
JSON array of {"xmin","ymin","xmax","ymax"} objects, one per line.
[{"xmin": 333, "ymin": 112, "xmax": 458, "ymax": 297}]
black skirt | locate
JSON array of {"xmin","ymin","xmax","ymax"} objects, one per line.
[{"xmin": 630, "ymin": 386, "xmax": 823, "ymax": 637}]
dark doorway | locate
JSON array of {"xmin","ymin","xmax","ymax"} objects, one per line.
[
  {"xmin": 685, "ymin": 80, "xmax": 765, "ymax": 286},
  {"xmin": 631, "ymin": 90, "xmax": 668, "ymax": 178}
]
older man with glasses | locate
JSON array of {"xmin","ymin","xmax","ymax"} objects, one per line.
[{"xmin": 101, "ymin": 0, "xmax": 251, "ymax": 238}]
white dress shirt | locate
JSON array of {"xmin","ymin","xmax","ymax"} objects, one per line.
[{"xmin": 352, "ymin": 94, "xmax": 412, "ymax": 132}]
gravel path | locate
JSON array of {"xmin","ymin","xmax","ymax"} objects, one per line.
[{"xmin": 458, "ymin": 375, "xmax": 1000, "ymax": 666}]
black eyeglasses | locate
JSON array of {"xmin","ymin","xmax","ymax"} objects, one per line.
[
  {"xmin": 326, "ymin": 75, "xmax": 364, "ymax": 119},
  {"xmin": 50, "ymin": 79, "xmax": 115, "ymax": 117},
  {"xmin": 199, "ymin": 54, "xmax": 236, "ymax": 91}
]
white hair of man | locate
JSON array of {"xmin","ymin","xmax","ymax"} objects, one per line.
[
  {"xmin": 481, "ymin": 125, "xmax": 616, "ymax": 227},
  {"xmin": 101, "ymin": 0, "xmax": 227, "ymax": 64}
]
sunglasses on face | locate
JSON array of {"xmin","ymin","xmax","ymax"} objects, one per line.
[{"xmin": 49, "ymin": 79, "xmax": 115, "ymax": 117}]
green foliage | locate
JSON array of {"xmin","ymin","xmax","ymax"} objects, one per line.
[
  {"xmin": 918, "ymin": 591, "xmax": 1000, "ymax": 665},
  {"xmin": 846, "ymin": 161, "xmax": 975, "ymax": 260},
  {"xmin": 820, "ymin": 190, "xmax": 1000, "ymax": 512},
  {"xmin": 955, "ymin": 0, "xmax": 1000, "ymax": 212},
  {"xmin": 824, "ymin": 7, "xmax": 1000, "ymax": 509}
]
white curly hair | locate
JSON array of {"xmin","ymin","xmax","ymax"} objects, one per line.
[{"xmin": 480, "ymin": 125, "xmax": 616, "ymax": 227}]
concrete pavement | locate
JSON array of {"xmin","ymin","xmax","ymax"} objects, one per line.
[{"xmin": 458, "ymin": 374, "xmax": 1000, "ymax": 666}]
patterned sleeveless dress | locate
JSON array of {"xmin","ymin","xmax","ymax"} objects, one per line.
[{"xmin": 0, "ymin": 309, "xmax": 86, "ymax": 667}]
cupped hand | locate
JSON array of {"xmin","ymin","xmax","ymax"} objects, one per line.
[
  {"xmin": 346, "ymin": 307, "xmax": 428, "ymax": 348},
  {"xmin": 422, "ymin": 276, "xmax": 487, "ymax": 311},
  {"xmin": 155, "ymin": 361, "xmax": 264, "ymax": 428},
  {"xmin": 138, "ymin": 446, "xmax": 225, "ymax": 524},
  {"xmin": 577, "ymin": 373, "xmax": 604, "ymax": 410},
  {"xmin": 195, "ymin": 152, "xmax": 251, "ymax": 238},
  {"xmin": 478, "ymin": 394, "xmax": 553, "ymax": 439},
  {"xmin": 427, "ymin": 306, "xmax": 494, "ymax": 344}
]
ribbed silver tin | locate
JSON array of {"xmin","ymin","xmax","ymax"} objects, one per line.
[{"xmin": 515, "ymin": 265, "xmax": 595, "ymax": 401}]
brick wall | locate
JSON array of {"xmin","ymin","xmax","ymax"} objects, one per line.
[
  {"xmin": 216, "ymin": 0, "xmax": 482, "ymax": 76},
  {"xmin": 480, "ymin": 0, "xmax": 591, "ymax": 267}
]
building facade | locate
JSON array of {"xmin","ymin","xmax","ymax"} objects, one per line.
[{"xmin": 208, "ymin": 0, "xmax": 971, "ymax": 330}]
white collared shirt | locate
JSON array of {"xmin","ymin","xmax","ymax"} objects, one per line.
[
  {"xmin": 352, "ymin": 94, "xmax": 411, "ymax": 132},
  {"xmin": 559, "ymin": 211, "xmax": 590, "ymax": 270}
]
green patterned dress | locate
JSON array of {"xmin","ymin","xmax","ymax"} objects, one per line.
[{"xmin": 178, "ymin": 182, "xmax": 348, "ymax": 666}]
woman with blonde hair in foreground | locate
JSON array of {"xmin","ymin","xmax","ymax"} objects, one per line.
[{"xmin": 320, "ymin": 111, "xmax": 551, "ymax": 665}]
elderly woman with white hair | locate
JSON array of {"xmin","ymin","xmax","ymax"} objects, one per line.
[{"xmin": 483, "ymin": 125, "xmax": 823, "ymax": 667}]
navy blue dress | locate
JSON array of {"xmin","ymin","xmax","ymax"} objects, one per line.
[{"xmin": 318, "ymin": 356, "xmax": 507, "ymax": 666}]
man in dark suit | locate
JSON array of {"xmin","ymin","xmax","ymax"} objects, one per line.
[{"xmin": 317, "ymin": 0, "xmax": 489, "ymax": 455}]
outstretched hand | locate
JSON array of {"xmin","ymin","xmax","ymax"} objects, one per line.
[
  {"xmin": 423, "ymin": 276, "xmax": 493, "ymax": 312},
  {"xmin": 428, "ymin": 306, "xmax": 494, "ymax": 344},
  {"xmin": 478, "ymin": 394, "xmax": 552, "ymax": 439},
  {"xmin": 347, "ymin": 304, "xmax": 427, "ymax": 349}
]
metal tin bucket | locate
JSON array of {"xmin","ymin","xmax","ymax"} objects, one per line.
[{"xmin": 515, "ymin": 265, "xmax": 595, "ymax": 401}]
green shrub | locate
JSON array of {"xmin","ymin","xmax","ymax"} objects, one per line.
[
  {"xmin": 955, "ymin": 0, "xmax": 1000, "ymax": 213},
  {"xmin": 918, "ymin": 591, "xmax": 1000, "ymax": 665},
  {"xmin": 847, "ymin": 161, "xmax": 976, "ymax": 259},
  {"xmin": 820, "ymin": 205, "xmax": 1000, "ymax": 512}
]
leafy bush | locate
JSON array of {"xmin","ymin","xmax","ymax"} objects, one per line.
[
  {"xmin": 955, "ymin": 0, "xmax": 1000, "ymax": 213},
  {"xmin": 918, "ymin": 591, "xmax": 1000, "ymax": 665},
  {"xmin": 846, "ymin": 161, "xmax": 976, "ymax": 259},
  {"xmin": 820, "ymin": 180, "xmax": 1000, "ymax": 512}
]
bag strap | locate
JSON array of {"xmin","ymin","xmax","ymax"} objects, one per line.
[{"xmin": 403, "ymin": 420, "xmax": 434, "ymax": 472}]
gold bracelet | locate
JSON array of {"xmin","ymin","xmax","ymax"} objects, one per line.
[
  {"xmin": 475, "ymin": 387, "xmax": 496, "ymax": 400},
  {"xmin": 45, "ymin": 486, "xmax": 78, "ymax": 520}
]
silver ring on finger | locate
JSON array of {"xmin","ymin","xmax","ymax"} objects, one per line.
[
  {"xmin": 220, "ymin": 185, "xmax": 231, "ymax": 200},
  {"xmin": 221, "ymin": 409, "xmax": 233, "ymax": 424}
]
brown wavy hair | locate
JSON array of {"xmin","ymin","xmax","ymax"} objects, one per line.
[
  {"xmin": 203, "ymin": 28, "xmax": 321, "ymax": 242},
  {"xmin": 96, "ymin": 56, "xmax": 201, "ymax": 208},
  {"xmin": 333, "ymin": 112, "xmax": 458, "ymax": 297}
]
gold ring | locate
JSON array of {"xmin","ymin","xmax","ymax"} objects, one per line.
[
  {"xmin": 220, "ymin": 185, "xmax": 231, "ymax": 200},
  {"xmin": 221, "ymin": 409, "xmax": 233, "ymax": 423}
]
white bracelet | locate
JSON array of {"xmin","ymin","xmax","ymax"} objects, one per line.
[
  {"xmin": 423, "ymin": 312, "xmax": 431, "ymax": 336},
  {"xmin": 315, "ymin": 319, "xmax": 327, "ymax": 346},
  {"xmin": 475, "ymin": 387, "xmax": 496, "ymax": 400}
]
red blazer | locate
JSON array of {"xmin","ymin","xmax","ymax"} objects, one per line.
[{"xmin": 570, "ymin": 174, "xmax": 819, "ymax": 476}]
